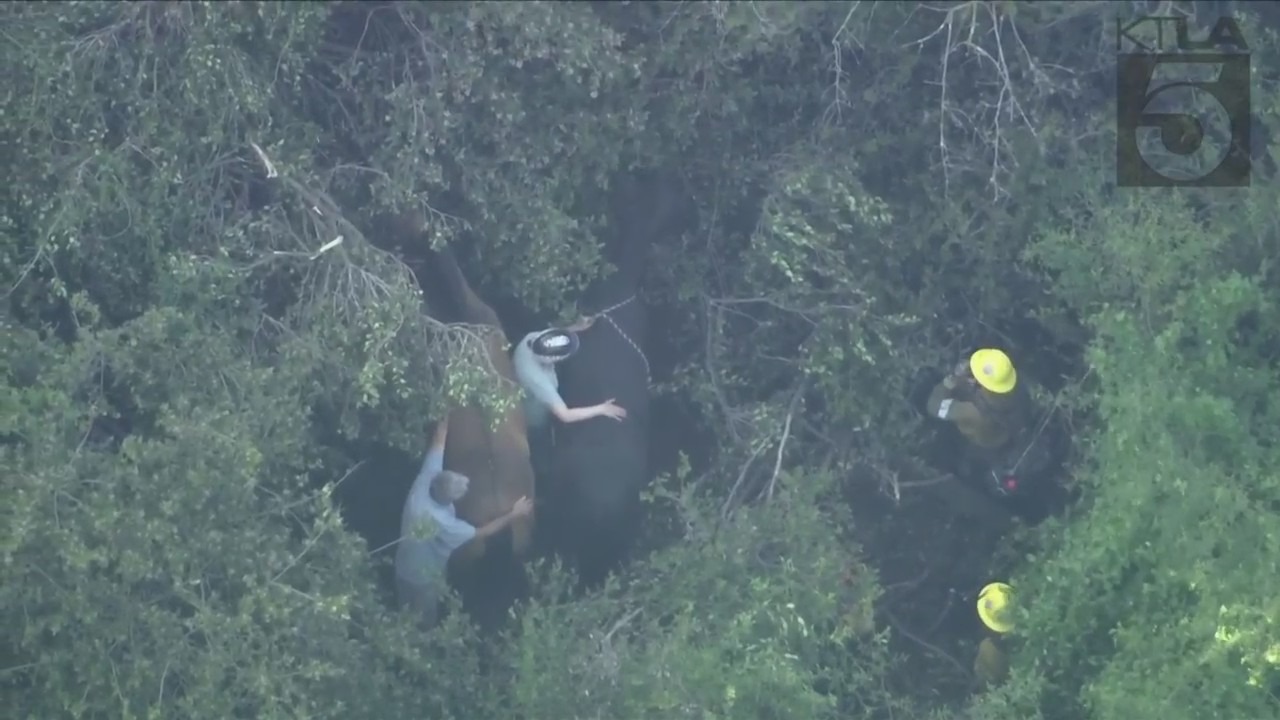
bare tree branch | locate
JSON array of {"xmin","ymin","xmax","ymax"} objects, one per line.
[
  {"xmin": 907, "ymin": 1, "xmax": 1097, "ymax": 200},
  {"xmin": 229, "ymin": 141, "xmax": 513, "ymax": 404},
  {"xmin": 764, "ymin": 385, "xmax": 802, "ymax": 501},
  {"xmin": 721, "ymin": 437, "xmax": 771, "ymax": 519}
]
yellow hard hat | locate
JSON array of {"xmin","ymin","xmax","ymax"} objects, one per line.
[
  {"xmin": 970, "ymin": 349, "xmax": 1017, "ymax": 394},
  {"xmin": 977, "ymin": 582, "xmax": 1015, "ymax": 634}
]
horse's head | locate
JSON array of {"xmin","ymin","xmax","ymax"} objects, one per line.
[
  {"xmin": 567, "ymin": 168, "xmax": 694, "ymax": 404},
  {"xmin": 591, "ymin": 169, "xmax": 695, "ymax": 302}
]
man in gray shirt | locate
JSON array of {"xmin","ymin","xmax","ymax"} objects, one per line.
[{"xmin": 395, "ymin": 416, "xmax": 533, "ymax": 626}]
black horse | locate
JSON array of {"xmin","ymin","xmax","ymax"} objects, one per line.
[{"xmin": 545, "ymin": 170, "xmax": 692, "ymax": 587}]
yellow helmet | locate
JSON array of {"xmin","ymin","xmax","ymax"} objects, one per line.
[
  {"xmin": 977, "ymin": 582, "xmax": 1015, "ymax": 634},
  {"xmin": 970, "ymin": 349, "xmax": 1017, "ymax": 394}
]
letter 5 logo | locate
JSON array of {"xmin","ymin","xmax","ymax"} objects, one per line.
[{"xmin": 1116, "ymin": 53, "xmax": 1251, "ymax": 187}]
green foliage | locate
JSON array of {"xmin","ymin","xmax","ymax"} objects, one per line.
[
  {"xmin": 2, "ymin": 308, "xmax": 486, "ymax": 720},
  {"xmin": 1002, "ymin": 172, "xmax": 1280, "ymax": 719},
  {"xmin": 506, "ymin": 470, "xmax": 898, "ymax": 719},
  {"xmin": 5, "ymin": 1, "xmax": 1280, "ymax": 719}
]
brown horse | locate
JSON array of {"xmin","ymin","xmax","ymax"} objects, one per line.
[
  {"xmin": 389, "ymin": 212, "xmax": 535, "ymax": 569},
  {"xmin": 434, "ymin": 250, "xmax": 536, "ymax": 567}
]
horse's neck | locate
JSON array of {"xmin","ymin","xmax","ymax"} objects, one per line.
[
  {"xmin": 485, "ymin": 331, "xmax": 518, "ymax": 380},
  {"xmin": 445, "ymin": 400, "xmax": 527, "ymax": 455}
]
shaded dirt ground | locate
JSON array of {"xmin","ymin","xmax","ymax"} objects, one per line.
[
  {"xmin": 847, "ymin": 468, "xmax": 1012, "ymax": 701},
  {"xmin": 842, "ymin": 406, "xmax": 1075, "ymax": 704}
]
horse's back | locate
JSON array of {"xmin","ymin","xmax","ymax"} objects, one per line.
[
  {"xmin": 557, "ymin": 425, "xmax": 646, "ymax": 506},
  {"xmin": 445, "ymin": 404, "xmax": 534, "ymax": 561},
  {"xmin": 551, "ymin": 432, "xmax": 646, "ymax": 585},
  {"xmin": 551, "ymin": 298, "xmax": 651, "ymax": 583}
]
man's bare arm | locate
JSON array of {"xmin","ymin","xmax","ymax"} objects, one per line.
[
  {"xmin": 471, "ymin": 497, "xmax": 534, "ymax": 540},
  {"xmin": 429, "ymin": 416, "xmax": 449, "ymax": 454},
  {"xmin": 473, "ymin": 512, "xmax": 518, "ymax": 541},
  {"xmin": 550, "ymin": 398, "xmax": 626, "ymax": 423}
]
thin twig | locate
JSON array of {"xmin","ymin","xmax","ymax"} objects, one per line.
[
  {"xmin": 368, "ymin": 536, "xmax": 403, "ymax": 556},
  {"xmin": 721, "ymin": 438, "xmax": 770, "ymax": 518},
  {"xmin": 884, "ymin": 609, "xmax": 971, "ymax": 679},
  {"xmin": 765, "ymin": 386, "xmax": 803, "ymax": 501},
  {"xmin": 603, "ymin": 608, "xmax": 641, "ymax": 643}
]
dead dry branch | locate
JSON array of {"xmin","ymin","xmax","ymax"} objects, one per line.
[
  {"xmin": 907, "ymin": 1, "xmax": 1094, "ymax": 200},
  {"xmin": 233, "ymin": 142, "xmax": 509, "ymax": 396},
  {"xmin": 718, "ymin": 382, "xmax": 805, "ymax": 518},
  {"xmin": 702, "ymin": 293, "xmax": 867, "ymax": 447},
  {"xmin": 823, "ymin": 1, "xmax": 864, "ymax": 127}
]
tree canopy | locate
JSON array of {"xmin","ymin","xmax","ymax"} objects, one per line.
[{"xmin": 3, "ymin": 2, "xmax": 1278, "ymax": 718}]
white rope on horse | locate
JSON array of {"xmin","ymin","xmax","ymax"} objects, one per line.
[{"xmin": 585, "ymin": 294, "xmax": 651, "ymax": 385}]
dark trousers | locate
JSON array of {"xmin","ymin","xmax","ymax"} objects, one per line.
[{"xmin": 396, "ymin": 576, "xmax": 440, "ymax": 628}]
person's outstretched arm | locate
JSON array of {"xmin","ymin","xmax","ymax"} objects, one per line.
[
  {"xmin": 514, "ymin": 337, "xmax": 626, "ymax": 423},
  {"xmin": 549, "ymin": 398, "xmax": 627, "ymax": 423},
  {"xmin": 414, "ymin": 417, "xmax": 450, "ymax": 485},
  {"xmin": 429, "ymin": 416, "xmax": 448, "ymax": 455},
  {"xmin": 472, "ymin": 496, "xmax": 535, "ymax": 540}
]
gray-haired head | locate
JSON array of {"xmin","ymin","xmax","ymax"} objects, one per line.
[{"xmin": 431, "ymin": 470, "xmax": 470, "ymax": 503}]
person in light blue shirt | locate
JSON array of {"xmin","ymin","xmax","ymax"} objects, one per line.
[
  {"xmin": 512, "ymin": 316, "xmax": 627, "ymax": 429},
  {"xmin": 395, "ymin": 415, "xmax": 533, "ymax": 626}
]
